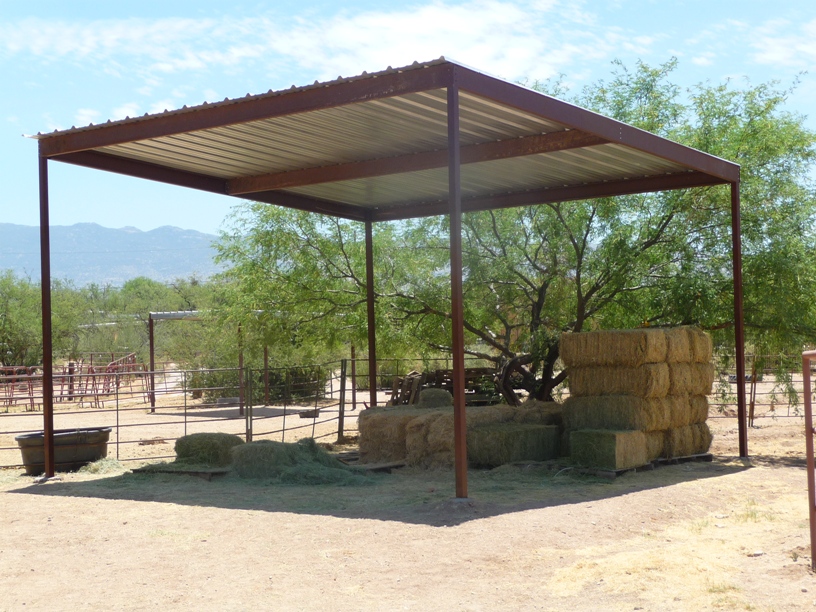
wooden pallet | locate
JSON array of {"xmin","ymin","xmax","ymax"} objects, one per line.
[
  {"xmin": 132, "ymin": 465, "xmax": 230, "ymax": 481},
  {"xmin": 576, "ymin": 453, "xmax": 714, "ymax": 480}
]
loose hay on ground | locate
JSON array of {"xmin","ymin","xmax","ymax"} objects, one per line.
[
  {"xmin": 232, "ymin": 438, "xmax": 368, "ymax": 485},
  {"xmin": 175, "ymin": 432, "xmax": 245, "ymax": 467}
]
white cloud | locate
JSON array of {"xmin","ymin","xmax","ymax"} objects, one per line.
[
  {"xmin": 0, "ymin": 1, "xmax": 654, "ymax": 88},
  {"xmin": 111, "ymin": 102, "xmax": 141, "ymax": 121},
  {"xmin": 750, "ymin": 18, "xmax": 816, "ymax": 68},
  {"xmin": 75, "ymin": 108, "xmax": 101, "ymax": 126},
  {"xmin": 691, "ymin": 53, "xmax": 715, "ymax": 66}
]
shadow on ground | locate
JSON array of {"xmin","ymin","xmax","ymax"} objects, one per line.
[{"xmin": 5, "ymin": 456, "xmax": 753, "ymax": 527}]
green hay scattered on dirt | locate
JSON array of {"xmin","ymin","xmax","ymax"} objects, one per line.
[
  {"xmin": 232, "ymin": 438, "xmax": 368, "ymax": 485},
  {"xmin": 560, "ymin": 328, "xmax": 668, "ymax": 367},
  {"xmin": 570, "ymin": 429, "xmax": 647, "ymax": 470},
  {"xmin": 78, "ymin": 457, "xmax": 125, "ymax": 474},
  {"xmin": 175, "ymin": 432, "xmax": 245, "ymax": 467},
  {"xmin": 568, "ymin": 363, "xmax": 670, "ymax": 398},
  {"xmin": 467, "ymin": 423, "xmax": 560, "ymax": 468}
]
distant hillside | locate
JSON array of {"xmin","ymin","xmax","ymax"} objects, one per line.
[{"xmin": 0, "ymin": 223, "xmax": 223, "ymax": 286}]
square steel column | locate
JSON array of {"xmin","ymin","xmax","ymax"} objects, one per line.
[
  {"xmin": 365, "ymin": 218, "xmax": 378, "ymax": 408},
  {"xmin": 38, "ymin": 154, "xmax": 55, "ymax": 477},
  {"xmin": 447, "ymin": 79, "xmax": 468, "ymax": 498},
  {"xmin": 731, "ymin": 181, "xmax": 748, "ymax": 457}
]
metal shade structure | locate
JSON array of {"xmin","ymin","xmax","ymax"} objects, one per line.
[{"xmin": 33, "ymin": 58, "xmax": 747, "ymax": 495}]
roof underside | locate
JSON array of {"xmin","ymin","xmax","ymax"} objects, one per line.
[{"xmin": 35, "ymin": 58, "xmax": 740, "ymax": 223}]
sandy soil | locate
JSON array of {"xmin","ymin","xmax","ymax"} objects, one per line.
[{"xmin": 1, "ymin": 412, "xmax": 814, "ymax": 611}]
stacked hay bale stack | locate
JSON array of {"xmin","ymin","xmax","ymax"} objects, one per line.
[
  {"xmin": 358, "ymin": 389, "xmax": 563, "ymax": 468},
  {"xmin": 561, "ymin": 327, "xmax": 714, "ymax": 471}
]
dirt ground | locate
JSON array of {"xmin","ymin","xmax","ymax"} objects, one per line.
[{"xmin": 1, "ymin": 413, "xmax": 814, "ymax": 611}]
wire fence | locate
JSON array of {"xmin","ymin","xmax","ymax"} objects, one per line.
[
  {"xmin": 1, "ymin": 353, "xmax": 811, "ymax": 470},
  {"xmin": 0, "ymin": 360, "xmax": 359, "ymax": 470}
]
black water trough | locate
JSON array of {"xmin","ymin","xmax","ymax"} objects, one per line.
[{"xmin": 15, "ymin": 428, "xmax": 112, "ymax": 475}]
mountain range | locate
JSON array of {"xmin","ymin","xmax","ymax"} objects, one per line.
[{"xmin": 0, "ymin": 223, "xmax": 223, "ymax": 286}]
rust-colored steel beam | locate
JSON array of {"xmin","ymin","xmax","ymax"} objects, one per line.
[
  {"xmin": 455, "ymin": 65, "xmax": 740, "ymax": 184},
  {"xmin": 801, "ymin": 351, "xmax": 816, "ymax": 571},
  {"xmin": 249, "ymin": 190, "xmax": 369, "ymax": 222},
  {"xmin": 54, "ymin": 150, "xmax": 228, "ymax": 194},
  {"xmin": 38, "ymin": 62, "xmax": 456, "ymax": 157},
  {"xmin": 228, "ymin": 131, "xmax": 606, "ymax": 194},
  {"xmin": 372, "ymin": 170, "xmax": 726, "ymax": 222},
  {"xmin": 448, "ymin": 81, "xmax": 468, "ymax": 499},
  {"xmin": 38, "ymin": 155, "xmax": 55, "ymax": 478},
  {"xmin": 365, "ymin": 219, "xmax": 378, "ymax": 409},
  {"xmin": 731, "ymin": 181, "xmax": 748, "ymax": 457}
]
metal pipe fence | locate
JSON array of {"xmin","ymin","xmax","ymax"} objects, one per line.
[{"xmin": 0, "ymin": 360, "xmax": 357, "ymax": 471}]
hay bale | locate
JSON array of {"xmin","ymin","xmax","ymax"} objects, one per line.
[
  {"xmin": 693, "ymin": 363, "xmax": 715, "ymax": 395},
  {"xmin": 467, "ymin": 423, "xmax": 559, "ymax": 467},
  {"xmin": 562, "ymin": 395, "xmax": 671, "ymax": 432},
  {"xmin": 358, "ymin": 407, "xmax": 428, "ymax": 463},
  {"xmin": 559, "ymin": 329, "xmax": 667, "ymax": 368},
  {"xmin": 416, "ymin": 388, "xmax": 453, "ymax": 408},
  {"xmin": 665, "ymin": 327, "xmax": 692, "ymax": 363},
  {"xmin": 568, "ymin": 363, "xmax": 670, "ymax": 398},
  {"xmin": 406, "ymin": 404, "xmax": 516, "ymax": 468},
  {"xmin": 688, "ymin": 327, "xmax": 713, "ymax": 363},
  {"xmin": 232, "ymin": 438, "xmax": 363, "ymax": 484},
  {"xmin": 174, "ymin": 432, "xmax": 245, "ymax": 467},
  {"xmin": 664, "ymin": 423, "xmax": 713, "ymax": 458},
  {"xmin": 570, "ymin": 430, "xmax": 648, "ymax": 470},
  {"xmin": 512, "ymin": 399, "xmax": 563, "ymax": 426},
  {"xmin": 405, "ymin": 411, "xmax": 446, "ymax": 466},
  {"xmin": 668, "ymin": 363, "xmax": 715, "ymax": 396},
  {"xmin": 689, "ymin": 395, "xmax": 710, "ymax": 423},
  {"xmin": 645, "ymin": 431, "xmax": 666, "ymax": 461}
]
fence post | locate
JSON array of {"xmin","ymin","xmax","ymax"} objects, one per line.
[
  {"xmin": 115, "ymin": 370, "xmax": 120, "ymax": 460},
  {"xmin": 351, "ymin": 345, "xmax": 357, "ymax": 412},
  {"xmin": 802, "ymin": 351, "xmax": 816, "ymax": 571},
  {"xmin": 337, "ymin": 359, "xmax": 347, "ymax": 443},
  {"xmin": 245, "ymin": 368, "xmax": 253, "ymax": 442}
]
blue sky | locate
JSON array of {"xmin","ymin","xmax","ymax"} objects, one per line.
[{"xmin": 1, "ymin": 0, "xmax": 814, "ymax": 235}]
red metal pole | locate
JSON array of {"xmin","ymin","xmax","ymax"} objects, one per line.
[
  {"xmin": 38, "ymin": 154, "xmax": 55, "ymax": 478},
  {"xmin": 238, "ymin": 323, "xmax": 245, "ymax": 417},
  {"xmin": 448, "ymin": 78, "xmax": 468, "ymax": 499},
  {"xmin": 264, "ymin": 345, "xmax": 269, "ymax": 405},
  {"xmin": 802, "ymin": 351, "xmax": 816, "ymax": 571},
  {"xmin": 351, "ymin": 344, "xmax": 357, "ymax": 412},
  {"xmin": 365, "ymin": 219, "xmax": 377, "ymax": 408},
  {"xmin": 731, "ymin": 181, "xmax": 748, "ymax": 457},
  {"xmin": 148, "ymin": 315, "xmax": 156, "ymax": 411}
]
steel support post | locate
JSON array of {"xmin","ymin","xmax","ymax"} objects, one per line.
[
  {"xmin": 802, "ymin": 351, "xmax": 816, "ymax": 571},
  {"xmin": 38, "ymin": 155, "xmax": 55, "ymax": 478},
  {"xmin": 148, "ymin": 315, "xmax": 156, "ymax": 411},
  {"xmin": 365, "ymin": 219, "xmax": 377, "ymax": 408},
  {"xmin": 238, "ymin": 323, "xmax": 245, "ymax": 417},
  {"xmin": 338, "ymin": 359, "xmax": 347, "ymax": 443},
  {"xmin": 731, "ymin": 182, "xmax": 748, "ymax": 457},
  {"xmin": 447, "ymin": 80, "xmax": 468, "ymax": 499}
]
